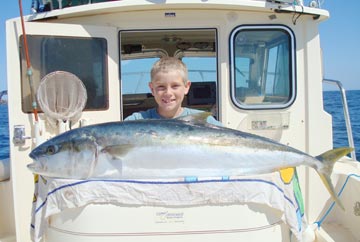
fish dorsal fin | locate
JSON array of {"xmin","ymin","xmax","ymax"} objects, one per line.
[
  {"xmin": 101, "ymin": 144, "xmax": 135, "ymax": 159},
  {"xmin": 176, "ymin": 112, "xmax": 212, "ymax": 124}
]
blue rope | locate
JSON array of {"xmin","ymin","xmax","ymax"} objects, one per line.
[{"xmin": 315, "ymin": 173, "xmax": 360, "ymax": 228}]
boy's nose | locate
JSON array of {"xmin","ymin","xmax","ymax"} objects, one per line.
[
  {"xmin": 163, "ymin": 88, "xmax": 172, "ymax": 94},
  {"xmin": 163, "ymin": 91, "xmax": 172, "ymax": 97}
]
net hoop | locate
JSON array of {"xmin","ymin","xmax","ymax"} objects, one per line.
[{"xmin": 37, "ymin": 71, "xmax": 87, "ymax": 122}]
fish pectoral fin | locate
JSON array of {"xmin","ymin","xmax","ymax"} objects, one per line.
[
  {"xmin": 176, "ymin": 112, "xmax": 212, "ymax": 124},
  {"xmin": 101, "ymin": 144, "xmax": 134, "ymax": 159}
]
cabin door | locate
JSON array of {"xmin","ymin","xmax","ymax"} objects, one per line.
[{"xmin": 6, "ymin": 21, "xmax": 118, "ymax": 242}]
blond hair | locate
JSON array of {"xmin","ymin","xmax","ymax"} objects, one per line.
[{"xmin": 150, "ymin": 57, "xmax": 188, "ymax": 84}]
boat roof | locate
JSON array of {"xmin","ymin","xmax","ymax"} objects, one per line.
[{"xmin": 22, "ymin": 0, "xmax": 329, "ymax": 22}]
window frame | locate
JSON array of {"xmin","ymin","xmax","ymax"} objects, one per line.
[
  {"xmin": 229, "ymin": 24, "xmax": 296, "ymax": 110},
  {"xmin": 119, "ymin": 28, "xmax": 219, "ymax": 119}
]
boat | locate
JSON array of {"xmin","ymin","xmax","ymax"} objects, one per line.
[
  {"xmin": 1, "ymin": 0, "xmax": 359, "ymax": 241},
  {"xmin": 0, "ymin": 90, "xmax": 7, "ymax": 104}
]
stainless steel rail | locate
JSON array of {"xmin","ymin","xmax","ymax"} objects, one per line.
[{"xmin": 323, "ymin": 79, "xmax": 356, "ymax": 160}]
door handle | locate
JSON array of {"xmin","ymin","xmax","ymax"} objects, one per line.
[{"xmin": 13, "ymin": 125, "xmax": 31, "ymax": 145}]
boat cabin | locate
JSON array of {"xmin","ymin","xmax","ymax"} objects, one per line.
[{"xmin": 1, "ymin": 1, "xmax": 359, "ymax": 242}]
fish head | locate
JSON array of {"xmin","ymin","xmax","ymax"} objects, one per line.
[{"xmin": 28, "ymin": 130, "xmax": 98, "ymax": 179}]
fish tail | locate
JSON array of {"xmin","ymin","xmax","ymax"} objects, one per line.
[{"xmin": 315, "ymin": 147, "xmax": 354, "ymax": 210}]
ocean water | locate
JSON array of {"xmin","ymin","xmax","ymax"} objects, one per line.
[
  {"xmin": 0, "ymin": 105, "xmax": 9, "ymax": 160},
  {"xmin": 0, "ymin": 90, "xmax": 359, "ymax": 160},
  {"xmin": 323, "ymin": 90, "xmax": 360, "ymax": 159}
]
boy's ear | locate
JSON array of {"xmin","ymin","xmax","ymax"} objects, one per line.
[
  {"xmin": 149, "ymin": 82, "xmax": 155, "ymax": 95},
  {"xmin": 184, "ymin": 81, "xmax": 191, "ymax": 95}
]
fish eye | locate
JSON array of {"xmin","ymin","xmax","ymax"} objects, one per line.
[{"xmin": 46, "ymin": 145, "xmax": 58, "ymax": 155}]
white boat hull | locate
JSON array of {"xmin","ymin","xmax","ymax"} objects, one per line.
[{"xmin": 46, "ymin": 204, "xmax": 290, "ymax": 242}]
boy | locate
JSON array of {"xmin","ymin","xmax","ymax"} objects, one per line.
[{"xmin": 124, "ymin": 57, "xmax": 221, "ymax": 126}]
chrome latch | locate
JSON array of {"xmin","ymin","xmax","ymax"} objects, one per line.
[{"xmin": 13, "ymin": 125, "xmax": 31, "ymax": 145}]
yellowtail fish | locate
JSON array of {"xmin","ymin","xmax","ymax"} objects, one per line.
[{"xmin": 28, "ymin": 113, "xmax": 353, "ymax": 209}]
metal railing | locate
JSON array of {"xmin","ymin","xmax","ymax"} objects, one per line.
[{"xmin": 323, "ymin": 79, "xmax": 357, "ymax": 160}]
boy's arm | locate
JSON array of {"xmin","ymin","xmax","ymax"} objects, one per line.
[
  {"xmin": 124, "ymin": 112, "xmax": 142, "ymax": 121},
  {"xmin": 124, "ymin": 109, "xmax": 154, "ymax": 121}
]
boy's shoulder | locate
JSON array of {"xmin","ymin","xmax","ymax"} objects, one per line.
[
  {"xmin": 181, "ymin": 107, "xmax": 202, "ymax": 116},
  {"xmin": 124, "ymin": 108, "xmax": 159, "ymax": 120},
  {"xmin": 125, "ymin": 108, "xmax": 200, "ymax": 120},
  {"xmin": 125, "ymin": 107, "xmax": 222, "ymax": 126}
]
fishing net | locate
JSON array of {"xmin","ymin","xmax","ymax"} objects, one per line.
[{"xmin": 37, "ymin": 71, "xmax": 87, "ymax": 122}]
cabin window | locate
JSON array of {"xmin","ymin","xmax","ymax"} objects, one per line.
[
  {"xmin": 121, "ymin": 57, "xmax": 160, "ymax": 118},
  {"xmin": 120, "ymin": 29, "xmax": 217, "ymax": 119},
  {"xmin": 230, "ymin": 25, "xmax": 296, "ymax": 109},
  {"xmin": 20, "ymin": 35, "xmax": 108, "ymax": 112},
  {"xmin": 182, "ymin": 56, "xmax": 217, "ymax": 109}
]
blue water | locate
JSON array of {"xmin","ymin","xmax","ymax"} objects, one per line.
[
  {"xmin": 0, "ymin": 105, "xmax": 9, "ymax": 160},
  {"xmin": 0, "ymin": 90, "xmax": 359, "ymax": 160},
  {"xmin": 323, "ymin": 90, "xmax": 360, "ymax": 159}
]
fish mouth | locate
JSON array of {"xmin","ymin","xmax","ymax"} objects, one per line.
[
  {"xmin": 29, "ymin": 151, "xmax": 36, "ymax": 160},
  {"xmin": 29, "ymin": 148, "xmax": 42, "ymax": 160},
  {"xmin": 28, "ymin": 150, "xmax": 43, "ymax": 173},
  {"xmin": 27, "ymin": 162, "xmax": 41, "ymax": 173}
]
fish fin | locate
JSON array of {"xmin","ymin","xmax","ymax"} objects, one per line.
[
  {"xmin": 176, "ymin": 112, "xmax": 213, "ymax": 124},
  {"xmin": 101, "ymin": 144, "xmax": 135, "ymax": 159},
  {"xmin": 315, "ymin": 147, "xmax": 354, "ymax": 210},
  {"xmin": 316, "ymin": 147, "xmax": 354, "ymax": 164},
  {"xmin": 86, "ymin": 148, "xmax": 99, "ymax": 179},
  {"xmin": 318, "ymin": 172, "xmax": 345, "ymax": 211}
]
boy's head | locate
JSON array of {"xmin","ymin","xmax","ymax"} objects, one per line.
[
  {"xmin": 149, "ymin": 57, "xmax": 191, "ymax": 118},
  {"xmin": 151, "ymin": 57, "xmax": 188, "ymax": 84}
]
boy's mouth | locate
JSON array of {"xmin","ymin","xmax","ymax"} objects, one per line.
[{"xmin": 162, "ymin": 98, "xmax": 175, "ymax": 104}]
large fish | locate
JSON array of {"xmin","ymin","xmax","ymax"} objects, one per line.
[{"xmin": 28, "ymin": 113, "xmax": 353, "ymax": 209}]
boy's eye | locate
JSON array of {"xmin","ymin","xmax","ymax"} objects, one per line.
[{"xmin": 156, "ymin": 86, "xmax": 165, "ymax": 90}]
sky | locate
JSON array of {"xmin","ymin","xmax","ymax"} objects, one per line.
[{"xmin": 0, "ymin": 0, "xmax": 359, "ymax": 92}]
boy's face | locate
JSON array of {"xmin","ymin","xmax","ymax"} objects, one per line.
[{"xmin": 149, "ymin": 70, "xmax": 191, "ymax": 118}]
